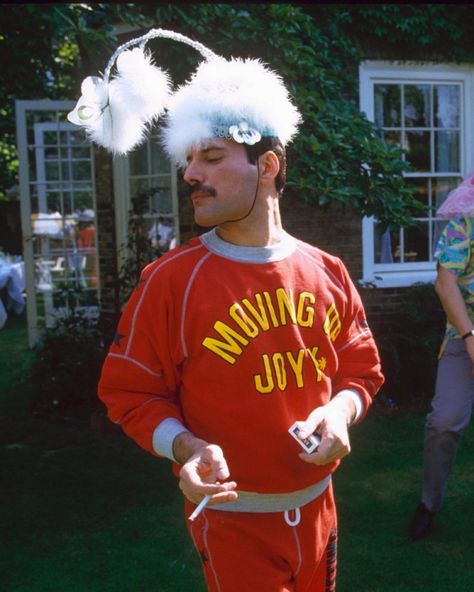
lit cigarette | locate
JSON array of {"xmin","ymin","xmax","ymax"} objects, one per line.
[{"xmin": 188, "ymin": 494, "xmax": 212, "ymax": 522}]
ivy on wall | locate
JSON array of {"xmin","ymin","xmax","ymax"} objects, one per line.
[{"xmin": 3, "ymin": 3, "xmax": 474, "ymax": 227}]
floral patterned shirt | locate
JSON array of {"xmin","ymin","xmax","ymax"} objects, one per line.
[{"xmin": 434, "ymin": 216, "xmax": 474, "ymax": 345}]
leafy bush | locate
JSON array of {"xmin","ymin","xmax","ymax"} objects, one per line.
[
  {"xmin": 374, "ymin": 283, "xmax": 445, "ymax": 410},
  {"xmin": 117, "ymin": 187, "xmax": 162, "ymax": 305},
  {"xmin": 29, "ymin": 309, "xmax": 107, "ymax": 416}
]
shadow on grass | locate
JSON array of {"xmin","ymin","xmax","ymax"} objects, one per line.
[{"xmin": 0, "ymin": 419, "xmax": 205, "ymax": 592}]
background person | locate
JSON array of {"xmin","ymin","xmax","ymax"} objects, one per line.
[{"xmin": 409, "ymin": 174, "xmax": 474, "ymax": 541}]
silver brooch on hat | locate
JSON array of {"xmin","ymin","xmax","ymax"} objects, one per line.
[{"xmin": 229, "ymin": 122, "xmax": 261, "ymax": 145}]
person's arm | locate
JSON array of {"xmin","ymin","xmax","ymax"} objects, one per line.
[
  {"xmin": 173, "ymin": 432, "xmax": 238, "ymax": 505},
  {"xmin": 297, "ymin": 259, "xmax": 384, "ymax": 465},
  {"xmin": 99, "ymin": 264, "xmax": 238, "ymax": 504},
  {"xmin": 434, "ymin": 216, "xmax": 474, "ymax": 373},
  {"xmin": 435, "ymin": 264, "xmax": 474, "ymax": 371},
  {"xmin": 98, "ymin": 265, "xmax": 185, "ymax": 456}
]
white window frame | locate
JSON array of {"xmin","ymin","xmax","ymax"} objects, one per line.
[
  {"xmin": 16, "ymin": 100, "xmax": 100, "ymax": 344},
  {"xmin": 359, "ymin": 61, "xmax": 474, "ymax": 288}
]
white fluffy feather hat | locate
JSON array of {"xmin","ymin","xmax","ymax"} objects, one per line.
[{"xmin": 67, "ymin": 28, "xmax": 302, "ymax": 163}]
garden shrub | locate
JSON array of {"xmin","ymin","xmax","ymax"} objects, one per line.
[
  {"xmin": 374, "ymin": 283, "xmax": 445, "ymax": 410},
  {"xmin": 29, "ymin": 308, "xmax": 107, "ymax": 416},
  {"xmin": 117, "ymin": 187, "xmax": 163, "ymax": 305}
]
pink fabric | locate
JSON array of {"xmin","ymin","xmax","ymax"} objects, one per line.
[{"xmin": 437, "ymin": 171, "xmax": 474, "ymax": 218}]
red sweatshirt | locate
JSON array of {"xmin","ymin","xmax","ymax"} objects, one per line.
[{"xmin": 99, "ymin": 230, "xmax": 383, "ymax": 493}]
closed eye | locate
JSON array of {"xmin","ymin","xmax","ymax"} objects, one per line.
[{"xmin": 202, "ymin": 147, "xmax": 226, "ymax": 162}]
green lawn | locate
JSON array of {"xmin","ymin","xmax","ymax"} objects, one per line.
[
  {"xmin": 0, "ymin": 315, "xmax": 36, "ymax": 417},
  {"xmin": 1, "ymin": 316, "xmax": 474, "ymax": 591}
]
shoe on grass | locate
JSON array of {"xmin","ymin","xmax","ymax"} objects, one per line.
[{"xmin": 408, "ymin": 502, "xmax": 436, "ymax": 541}]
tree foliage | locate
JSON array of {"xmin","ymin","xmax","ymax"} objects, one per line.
[
  {"xmin": 3, "ymin": 3, "xmax": 474, "ymax": 226},
  {"xmin": 337, "ymin": 4, "xmax": 474, "ymax": 62},
  {"xmin": 0, "ymin": 3, "xmax": 147, "ymax": 200}
]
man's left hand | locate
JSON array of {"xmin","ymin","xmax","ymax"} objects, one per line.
[{"xmin": 296, "ymin": 393, "xmax": 356, "ymax": 465}]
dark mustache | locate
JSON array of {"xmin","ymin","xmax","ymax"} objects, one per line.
[{"xmin": 188, "ymin": 183, "xmax": 217, "ymax": 198}]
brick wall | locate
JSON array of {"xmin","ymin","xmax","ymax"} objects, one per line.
[{"xmin": 280, "ymin": 191, "xmax": 408, "ymax": 330}]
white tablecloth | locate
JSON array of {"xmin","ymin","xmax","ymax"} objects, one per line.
[{"xmin": 0, "ymin": 261, "xmax": 25, "ymax": 329}]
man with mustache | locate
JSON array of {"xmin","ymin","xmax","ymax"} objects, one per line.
[{"xmin": 92, "ymin": 38, "xmax": 384, "ymax": 592}]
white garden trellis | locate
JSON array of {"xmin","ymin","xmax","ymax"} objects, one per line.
[{"xmin": 16, "ymin": 101, "xmax": 100, "ymax": 345}]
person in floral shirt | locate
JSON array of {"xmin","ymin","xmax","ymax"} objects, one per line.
[{"xmin": 409, "ymin": 215, "xmax": 474, "ymax": 540}]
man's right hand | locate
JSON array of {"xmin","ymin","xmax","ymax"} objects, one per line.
[{"xmin": 173, "ymin": 432, "xmax": 238, "ymax": 505}]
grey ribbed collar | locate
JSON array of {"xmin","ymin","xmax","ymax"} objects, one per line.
[{"xmin": 200, "ymin": 228, "xmax": 297, "ymax": 263}]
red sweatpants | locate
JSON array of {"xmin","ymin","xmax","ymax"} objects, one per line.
[{"xmin": 185, "ymin": 483, "xmax": 337, "ymax": 592}]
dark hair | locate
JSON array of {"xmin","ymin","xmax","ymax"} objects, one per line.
[{"xmin": 243, "ymin": 137, "xmax": 287, "ymax": 195}]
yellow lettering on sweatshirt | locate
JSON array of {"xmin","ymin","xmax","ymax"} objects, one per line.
[
  {"xmin": 202, "ymin": 321, "xmax": 249, "ymax": 365},
  {"xmin": 203, "ymin": 288, "xmax": 320, "ymax": 363}
]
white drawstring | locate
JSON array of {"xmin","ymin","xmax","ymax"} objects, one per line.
[{"xmin": 284, "ymin": 507, "xmax": 301, "ymax": 526}]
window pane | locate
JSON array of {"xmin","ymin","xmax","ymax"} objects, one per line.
[
  {"xmin": 68, "ymin": 131, "xmax": 87, "ymax": 147},
  {"xmin": 59, "ymin": 131, "xmax": 70, "ymax": 145},
  {"xmin": 404, "ymin": 222, "xmax": 429, "ymax": 262},
  {"xmin": 150, "ymin": 186, "xmax": 172, "ymax": 213},
  {"xmin": 72, "ymin": 191, "xmax": 94, "ymax": 213},
  {"xmin": 405, "ymin": 131, "xmax": 430, "ymax": 172},
  {"xmin": 434, "ymin": 85, "xmax": 460, "ymax": 128},
  {"xmin": 61, "ymin": 192, "xmax": 74, "ymax": 215},
  {"xmin": 72, "ymin": 147, "xmax": 90, "ymax": 159},
  {"xmin": 30, "ymin": 192, "xmax": 39, "ymax": 216},
  {"xmin": 61, "ymin": 161, "xmax": 73, "ymax": 181},
  {"xmin": 432, "ymin": 219, "xmax": 449, "ymax": 255},
  {"xmin": 147, "ymin": 217, "xmax": 176, "ymax": 253},
  {"xmin": 405, "ymin": 177, "xmax": 429, "ymax": 215},
  {"xmin": 129, "ymin": 143, "xmax": 148, "ymax": 176},
  {"xmin": 434, "ymin": 130, "xmax": 460, "ymax": 173},
  {"xmin": 375, "ymin": 84, "xmax": 401, "ymax": 127},
  {"xmin": 404, "ymin": 85, "xmax": 430, "ymax": 127},
  {"xmin": 60, "ymin": 147, "xmax": 71, "ymax": 161},
  {"xmin": 151, "ymin": 140, "xmax": 171, "ymax": 175},
  {"xmin": 432, "ymin": 176, "xmax": 462, "ymax": 211},
  {"xmin": 58, "ymin": 162, "xmax": 71, "ymax": 181},
  {"xmin": 45, "ymin": 161, "xmax": 60, "ymax": 181},
  {"xmin": 45, "ymin": 147, "xmax": 58, "ymax": 160},
  {"xmin": 130, "ymin": 178, "xmax": 150, "ymax": 198},
  {"xmin": 382, "ymin": 130, "xmax": 401, "ymax": 148},
  {"xmin": 28, "ymin": 149, "xmax": 38, "ymax": 182},
  {"xmin": 43, "ymin": 131, "xmax": 59, "ymax": 146},
  {"xmin": 374, "ymin": 223, "xmax": 401, "ymax": 263},
  {"xmin": 72, "ymin": 160, "xmax": 91, "ymax": 181}
]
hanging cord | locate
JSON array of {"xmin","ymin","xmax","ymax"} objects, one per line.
[{"xmin": 220, "ymin": 159, "xmax": 260, "ymax": 225}]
